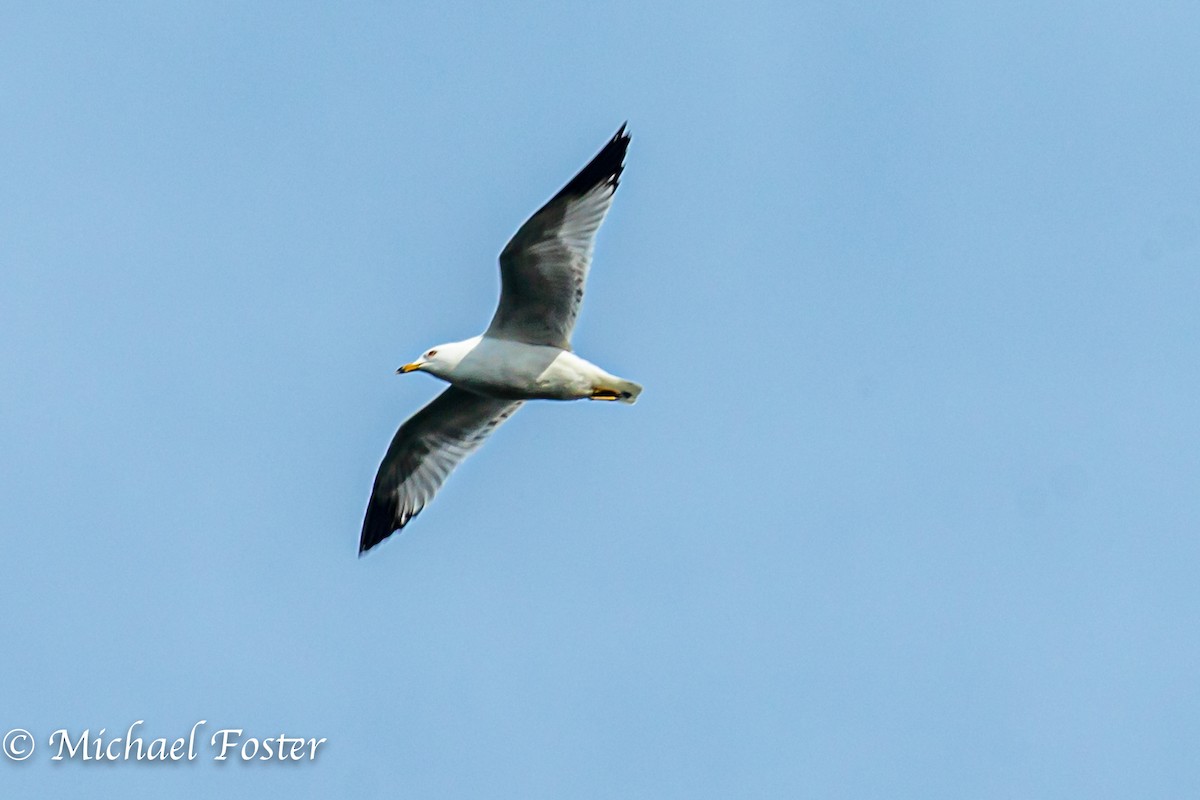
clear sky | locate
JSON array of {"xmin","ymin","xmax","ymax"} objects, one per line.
[{"xmin": 2, "ymin": 2, "xmax": 1199, "ymax": 797}]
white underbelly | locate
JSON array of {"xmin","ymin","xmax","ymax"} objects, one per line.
[{"xmin": 450, "ymin": 338, "xmax": 598, "ymax": 400}]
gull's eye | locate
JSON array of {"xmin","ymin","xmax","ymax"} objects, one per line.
[{"xmin": 426, "ymin": 349, "xmax": 438, "ymax": 358}]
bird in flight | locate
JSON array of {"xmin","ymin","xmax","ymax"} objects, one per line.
[{"xmin": 360, "ymin": 125, "xmax": 641, "ymax": 554}]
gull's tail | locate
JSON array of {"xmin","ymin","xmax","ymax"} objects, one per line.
[
  {"xmin": 588, "ymin": 369, "xmax": 643, "ymax": 404},
  {"xmin": 611, "ymin": 377, "xmax": 643, "ymax": 404}
]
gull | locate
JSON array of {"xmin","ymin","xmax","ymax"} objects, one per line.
[{"xmin": 360, "ymin": 125, "xmax": 642, "ymax": 554}]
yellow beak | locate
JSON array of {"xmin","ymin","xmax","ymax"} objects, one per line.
[{"xmin": 397, "ymin": 362, "xmax": 423, "ymax": 374}]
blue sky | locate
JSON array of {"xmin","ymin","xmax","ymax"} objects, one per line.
[{"xmin": 3, "ymin": 2, "xmax": 1199, "ymax": 797}]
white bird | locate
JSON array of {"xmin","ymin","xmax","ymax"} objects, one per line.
[{"xmin": 360, "ymin": 125, "xmax": 642, "ymax": 554}]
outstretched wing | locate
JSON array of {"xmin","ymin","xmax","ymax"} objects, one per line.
[
  {"xmin": 360, "ymin": 387, "xmax": 522, "ymax": 553},
  {"xmin": 485, "ymin": 124, "xmax": 631, "ymax": 350}
]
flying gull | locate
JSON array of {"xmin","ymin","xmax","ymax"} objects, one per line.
[{"xmin": 360, "ymin": 125, "xmax": 641, "ymax": 554}]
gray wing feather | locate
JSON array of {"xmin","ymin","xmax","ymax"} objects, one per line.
[
  {"xmin": 360, "ymin": 387, "xmax": 522, "ymax": 553},
  {"xmin": 486, "ymin": 125, "xmax": 630, "ymax": 349}
]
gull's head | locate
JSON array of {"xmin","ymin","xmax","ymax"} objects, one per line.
[{"xmin": 397, "ymin": 338, "xmax": 476, "ymax": 380}]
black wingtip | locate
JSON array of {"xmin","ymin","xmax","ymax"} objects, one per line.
[
  {"xmin": 359, "ymin": 493, "xmax": 399, "ymax": 555},
  {"xmin": 557, "ymin": 124, "xmax": 632, "ymax": 200}
]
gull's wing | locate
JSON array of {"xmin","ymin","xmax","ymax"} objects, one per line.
[
  {"xmin": 485, "ymin": 124, "xmax": 631, "ymax": 350},
  {"xmin": 360, "ymin": 387, "xmax": 522, "ymax": 553}
]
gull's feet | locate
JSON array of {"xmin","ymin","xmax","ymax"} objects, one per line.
[{"xmin": 590, "ymin": 388, "xmax": 630, "ymax": 401}]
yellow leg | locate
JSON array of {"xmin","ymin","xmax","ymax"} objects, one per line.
[{"xmin": 590, "ymin": 388, "xmax": 622, "ymax": 401}]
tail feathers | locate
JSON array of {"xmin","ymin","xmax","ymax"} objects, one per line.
[
  {"xmin": 612, "ymin": 377, "xmax": 643, "ymax": 404},
  {"xmin": 589, "ymin": 376, "xmax": 643, "ymax": 404}
]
